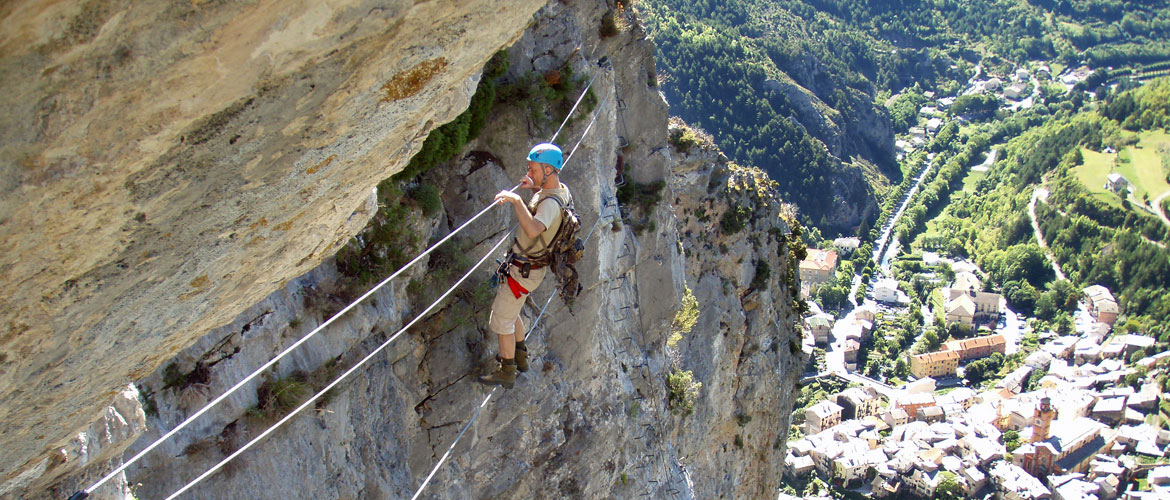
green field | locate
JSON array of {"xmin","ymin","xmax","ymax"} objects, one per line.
[
  {"xmin": 1070, "ymin": 130, "xmax": 1170, "ymax": 209},
  {"xmin": 1049, "ymin": 61, "xmax": 1067, "ymax": 77},
  {"xmin": 961, "ymin": 168, "xmax": 988, "ymax": 194},
  {"xmin": 1122, "ymin": 130, "xmax": 1170, "ymax": 200}
]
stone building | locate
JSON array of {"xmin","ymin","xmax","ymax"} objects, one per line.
[
  {"xmin": 837, "ymin": 387, "xmax": 883, "ymax": 420},
  {"xmin": 942, "ymin": 334, "xmax": 1008, "ymax": 362},
  {"xmin": 1014, "ymin": 399, "xmax": 1110, "ymax": 478}
]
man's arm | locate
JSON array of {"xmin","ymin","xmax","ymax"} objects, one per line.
[{"xmin": 495, "ymin": 191, "xmax": 546, "ymax": 238}]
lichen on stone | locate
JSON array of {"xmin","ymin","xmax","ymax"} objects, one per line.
[{"xmin": 380, "ymin": 58, "xmax": 449, "ymax": 102}]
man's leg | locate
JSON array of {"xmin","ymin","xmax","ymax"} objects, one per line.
[
  {"xmin": 482, "ymin": 274, "xmax": 524, "ymax": 388},
  {"xmin": 497, "ymin": 331, "xmax": 516, "ymax": 359},
  {"xmin": 508, "ymin": 269, "xmax": 545, "ymax": 372},
  {"xmin": 513, "ymin": 316, "xmax": 529, "ymax": 372},
  {"xmin": 493, "ymin": 307, "xmax": 528, "ymax": 372}
]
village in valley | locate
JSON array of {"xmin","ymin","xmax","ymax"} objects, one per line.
[
  {"xmin": 782, "ymin": 63, "xmax": 1170, "ymax": 500},
  {"xmin": 787, "ymin": 242, "xmax": 1168, "ymax": 500}
]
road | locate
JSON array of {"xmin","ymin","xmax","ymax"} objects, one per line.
[
  {"xmin": 850, "ymin": 153, "xmax": 938, "ymax": 307},
  {"xmin": 805, "ymin": 315, "xmax": 901, "ymax": 402},
  {"xmin": 999, "ymin": 302, "xmax": 1023, "ymax": 356},
  {"xmin": 971, "ymin": 148, "xmax": 997, "ymax": 172},
  {"xmin": 1028, "ymin": 188, "xmax": 1066, "ymax": 280},
  {"xmin": 1152, "ymin": 190, "xmax": 1170, "ymax": 228},
  {"xmin": 836, "ymin": 371, "xmax": 899, "ymax": 400},
  {"xmin": 872, "ymin": 154, "xmax": 937, "ymax": 266}
]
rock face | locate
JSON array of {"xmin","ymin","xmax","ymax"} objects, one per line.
[
  {"xmin": 669, "ymin": 140, "xmax": 809, "ymax": 498},
  {"xmin": 761, "ymin": 77, "xmax": 889, "ymax": 230},
  {"xmin": 0, "ymin": 0, "xmax": 548, "ymax": 493},
  {"xmin": 5, "ymin": 2, "xmax": 804, "ymax": 498}
]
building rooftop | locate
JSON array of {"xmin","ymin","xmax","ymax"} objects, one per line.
[
  {"xmin": 913, "ymin": 350, "xmax": 961, "ymax": 364},
  {"xmin": 1148, "ymin": 465, "xmax": 1170, "ymax": 484},
  {"xmin": 943, "ymin": 334, "xmax": 1007, "ymax": 353},
  {"xmin": 952, "ymin": 271, "xmax": 981, "ymax": 291},
  {"xmin": 832, "ymin": 237, "xmax": 860, "ymax": 249},
  {"xmin": 1041, "ymin": 417, "xmax": 1106, "ymax": 455},
  {"xmin": 920, "ymin": 406, "xmax": 945, "ymax": 418},
  {"xmin": 990, "ymin": 461, "xmax": 1051, "ymax": 499},
  {"xmin": 788, "ymin": 454, "xmax": 815, "ymax": 472},
  {"xmin": 1055, "ymin": 434, "xmax": 1108, "ymax": 472},
  {"xmin": 806, "ymin": 314, "xmax": 833, "ymax": 328},
  {"xmin": 839, "ymin": 387, "xmax": 881, "ymax": 406},
  {"xmin": 945, "ymin": 293, "xmax": 976, "ymax": 317},
  {"xmin": 800, "ymin": 248, "xmax": 839, "ymax": 272},
  {"xmin": 809, "ymin": 400, "xmax": 844, "ymax": 420},
  {"xmin": 1093, "ymin": 396, "xmax": 1126, "ymax": 414},
  {"xmin": 1052, "ymin": 476, "xmax": 1099, "ymax": 500},
  {"xmin": 874, "ymin": 278, "xmax": 898, "ymax": 291},
  {"xmin": 962, "ymin": 435, "xmax": 1003, "ymax": 463},
  {"xmin": 1117, "ymin": 334, "xmax": 1156, "ymax": 349},
  {"xmin": 1083, "ymin": 284, "xmax": 1119, "ymax": 313}
]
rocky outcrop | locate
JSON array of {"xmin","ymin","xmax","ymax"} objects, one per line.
[
  {"xmin": 669, "ymin": 139, "xmax": 808, "ymax": 498},
  {"xmin": 764, "ymin": 78, "xmax": 845, "ymax": 157},
  {"xmin": 8, "ymin": 2, "xmax": 803, "ymax": 498},
  {"xmin": 759, "ymin": 75, "xmax": 891, "ymax": 231},
  {"xmin": 0, "ymin": 0, "xmax": 549, "ymax": 493}
]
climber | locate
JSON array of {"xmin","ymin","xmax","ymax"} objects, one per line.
[{"xmin": 479, "ymin": 143, "xmax": 574, "ymax": 388}]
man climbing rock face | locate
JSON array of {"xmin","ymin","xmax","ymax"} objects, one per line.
[{"xmin": 479, "ymin": 143, "xmax": 573, "ymax": 388}]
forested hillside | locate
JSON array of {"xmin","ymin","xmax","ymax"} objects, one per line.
[
  {"xmin": 911, "ymin": 78, "xmax": 1170, "ymax": 328},
  {"xmin": 639, "ymin": 0, "xmax": 1170, "ymax": 233}
]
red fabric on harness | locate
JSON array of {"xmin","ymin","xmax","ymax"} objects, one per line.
[{"xmin": 506, "ymin": 274, "xmax": 530, "ymax": 299}]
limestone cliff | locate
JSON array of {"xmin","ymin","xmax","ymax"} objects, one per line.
[
  {"xmin": 0, "ymin": 0, "xmax": 547, "ymax": 493},
  {"xmin": 4, "ymin": 1, "xmax": 804, "ymax": 498}
]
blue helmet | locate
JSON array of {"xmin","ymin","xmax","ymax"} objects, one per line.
[{"xmin": 527, "ymin": 143, "xmax": 564, "ymax": 170}]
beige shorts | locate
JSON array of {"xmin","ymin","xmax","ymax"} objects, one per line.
[{"xmin": 488, "ymin": 264, "xmax": 547, "ymax": 336}]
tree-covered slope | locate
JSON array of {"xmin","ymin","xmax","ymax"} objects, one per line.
[
  {"xmin": 639, "ymin": 0, "xmax": 1170, "ymax": 233},
  {"xmin": 917, "ymin": 78, "xmax": 1170, "ymax": 324}
]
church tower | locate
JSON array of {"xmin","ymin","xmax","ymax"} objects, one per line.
[{"xmin": 1031, "ymin": 397, "xmax": 1056, "ymax": 442}]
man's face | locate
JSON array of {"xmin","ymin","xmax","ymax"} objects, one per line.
[{"xmin": 527, "ymin": 161, "xmax": 549, "ymax": 183}]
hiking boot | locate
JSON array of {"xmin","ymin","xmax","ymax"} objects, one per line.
[
  {"xmin": 479, "ymin": 359, "xmax": 518, "ymax": 389},
  {"xmin": 515, "ymin": 341, "xmax": 529, "ymax": 373}
]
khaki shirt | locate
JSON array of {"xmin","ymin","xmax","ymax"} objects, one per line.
[{"xmin": 513, "ymin": 183, "xmax": 571, "ymax": 257}]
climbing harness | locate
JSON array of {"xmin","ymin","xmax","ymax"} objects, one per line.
[{"xmin": 67, "ymin": 56, "xmax": 615, "ymax": 500}]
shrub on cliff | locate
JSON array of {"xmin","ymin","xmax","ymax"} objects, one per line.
[
  {"xmin": 666, "ymin": 369, "xmax": 701, "ymax": 416},
  {"xmin": 669, "ymin": 286, "xmax": 699, "ymax": 348}
]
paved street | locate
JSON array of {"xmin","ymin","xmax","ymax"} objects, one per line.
[{"xmin": 998, "ymin": 300, "xmax": 1023, "ymax": 355}]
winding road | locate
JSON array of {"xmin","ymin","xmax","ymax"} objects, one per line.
[{"xmin": 1153, "ymin": 190, "xmax": 1170, "ymax": 228}]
